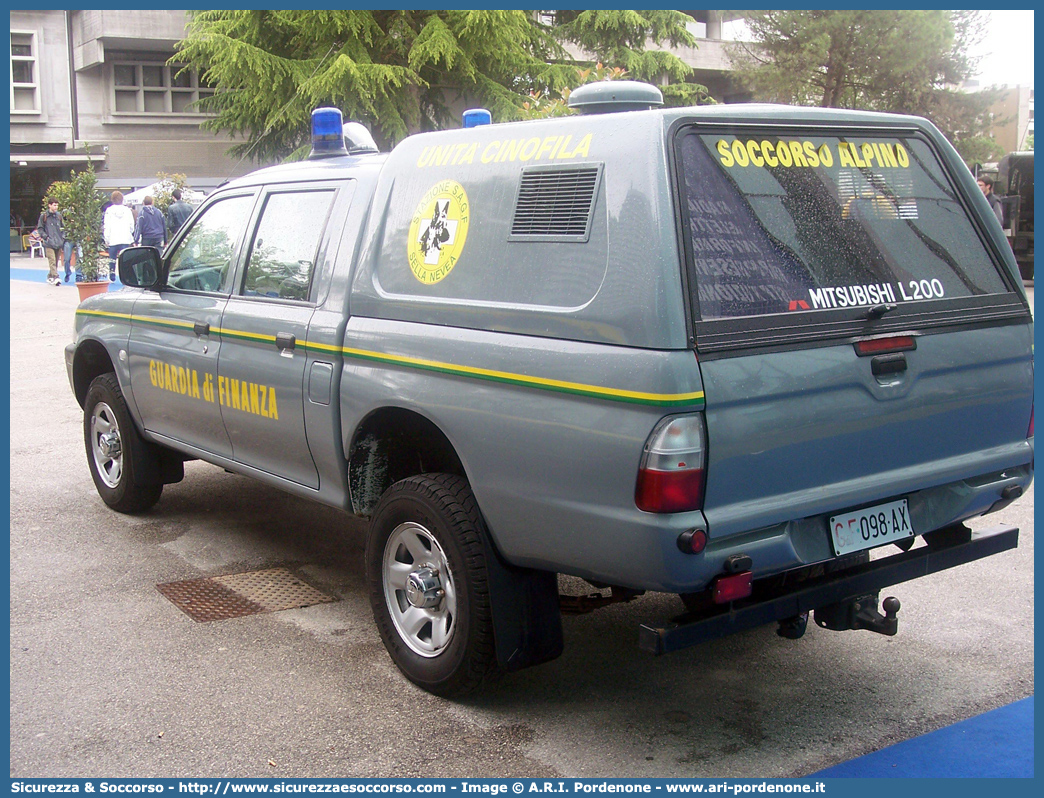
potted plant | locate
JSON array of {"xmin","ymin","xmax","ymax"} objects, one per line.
[{"xmin": 61, "ymin": 162, "xmax": 107, "ymax": 300}]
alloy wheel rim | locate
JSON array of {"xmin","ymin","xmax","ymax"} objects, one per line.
[
  {"xmin": 383, "ymin": 521, "xmax": 457, "ymax": 658},
  {"xmin": 90, "ymin": 401, "xmax": 123, "ymax": 489}
]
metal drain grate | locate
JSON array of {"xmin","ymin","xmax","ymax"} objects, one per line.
[{"xmin": 157, "ymin": 567, "xmax": 336, "ymax": 623}]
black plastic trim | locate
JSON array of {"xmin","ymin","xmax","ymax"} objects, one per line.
[{"xmin": 694, "ymin": 294, "xmax": 1030, "ymax": 357}]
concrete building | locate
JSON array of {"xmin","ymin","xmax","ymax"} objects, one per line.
[
  {"xmin": 671, "ymin": 10, "xmax": 752, "ymax": 102},
  {"xmin": 9, "ymin": 10, "xmax": 254, "ymax": 227},
  {"xmin": 988, "ymin": 84, "xmax": 1034, "ymax": 154}
]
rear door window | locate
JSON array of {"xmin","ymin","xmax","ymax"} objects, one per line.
[
  {"xmin": 674, "ymin": 128, "xmax": 1020, "ymax": 346},
  {"xmin": 241, "ymin": 189, "xmax": 336, "ymax": 301}
]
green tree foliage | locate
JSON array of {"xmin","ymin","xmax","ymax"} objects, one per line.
[
  {"xmin": 150, "ymin": 172, "xmax": 189, "ymax": 213},
  {"xmin": 174, "ymin": 10, "xmax": 709, "ymax": 162},
  {"xmin": 519, "ymin": 63, "xmax": 628, "ymax": 120},
  {"xmin": 957, "ymin": 136, "xmax": 1007, "ymax": 167},
  {"xmin": 551, "ymin": 10, "xmax": 698, "ymax": 85},
  {"xmin": 731, "ymin": 10, "xmax": 1007, "ymax": 162}
]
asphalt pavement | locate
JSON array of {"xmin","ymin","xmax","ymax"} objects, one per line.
[{"xmin": 8, "ymin": 268, "xmax": 1035, "ymax": 778}]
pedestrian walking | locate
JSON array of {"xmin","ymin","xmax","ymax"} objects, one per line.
[
  {"xmin": 977, "ymin": 176, "xmax": 1004, "ymax": 225},
  {"xmin": 62, "ymin": 238, "xmax": 81, "ymax": 283},
  {"xmin": 35, "ymin": 198, "xmax": 66, "ymax": 286},
  {"xmin": 165, "ymin": 188, "xmax": 194, "ymax": 240},
  {"xmin": 103, "ymin": 190, "xmax": 136, "ymax": 282},
  {"xmin": 134, "ymin": 196, "xmax": 166, "ymax": 248}
]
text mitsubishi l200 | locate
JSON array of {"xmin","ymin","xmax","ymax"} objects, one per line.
[{"xmin": 67, "ymin": 82, "xmax": 1033, "ymax": 696}]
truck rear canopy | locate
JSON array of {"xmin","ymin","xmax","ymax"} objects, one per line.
[{"xmin": 675, "ymin": 127, "xmax": 1026, "ymax": 352}]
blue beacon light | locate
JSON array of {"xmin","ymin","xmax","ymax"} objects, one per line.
[
  {"xmin": 462, "ymin": 108, "xmax": 492, "ymax": 128},
  {"xmin": 309, "ymin": 107, "xmax": 349, "ymax": 159}
]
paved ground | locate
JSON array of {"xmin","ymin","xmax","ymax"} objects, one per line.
[{"xmin": 8, "ymin": 271, "xmax": 1035, "ymax": 779}]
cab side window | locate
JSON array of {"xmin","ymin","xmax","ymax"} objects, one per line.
[
  {"xmin": 166, "ymin": 195, "xmax": 255, "ymax": 293},
  {"xmin": 242, "ymin": 190, "xmax": 336, "ymax": 301}
]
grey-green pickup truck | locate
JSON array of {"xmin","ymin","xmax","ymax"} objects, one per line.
[{"xmin": 68, "ymin": 82, "xmax": 1034, "ymax": 695}]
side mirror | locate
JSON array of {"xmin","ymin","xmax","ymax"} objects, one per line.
[{"xmin": 117, "ymin": 246, "xmax": 165, "ymax": 290}]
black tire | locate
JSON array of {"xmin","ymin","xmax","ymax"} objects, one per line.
[
  {"xmin": 365, "ymin": 473, "xmax": 497, "ymax": 696},
  {"xmin": 83, "ymin": 373, "xmax": 163, "ymax": 513}
]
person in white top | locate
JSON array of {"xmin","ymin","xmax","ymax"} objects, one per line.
[{"xmin": 103, "ymin": 190, "xmax": 137, "ymax": 281}]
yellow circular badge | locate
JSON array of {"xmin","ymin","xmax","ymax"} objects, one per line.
[{"xmin": 407, "ymin": 180, "xmax": 470, "ymax": 284}]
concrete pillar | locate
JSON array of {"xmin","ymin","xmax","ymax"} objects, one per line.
[{"xmin": 706, "ymin": 10, "xmax": 722, "ymax": 40}]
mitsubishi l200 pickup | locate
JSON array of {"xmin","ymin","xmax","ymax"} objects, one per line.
[{"xmin": 68, "ymin": 82, "xmax": 1034, "ymax": 695}]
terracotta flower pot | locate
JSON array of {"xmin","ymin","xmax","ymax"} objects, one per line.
[{"xmin": 76, "ymin": 280, "xmax": 110, "ymax": 301}]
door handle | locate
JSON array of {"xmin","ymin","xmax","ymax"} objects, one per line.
[
  {"xmin": 871, "ymin": 352, "xmax": 907, "ymax": 376},
  {"xmin": 276, "ymin": 332, "xmax": 296, "ymax": 351},
  {"xmin": 193, "ymin": 322, "xmax": 210, "ymax": 336}
]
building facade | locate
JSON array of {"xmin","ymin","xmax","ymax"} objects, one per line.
[
  {"xmin": 989, "ymin": 84, "xmax": 1034, "ymax": 154},
  {"xmin": 9, "ymin": 10, "xmax": 256, "ymax": 226}
]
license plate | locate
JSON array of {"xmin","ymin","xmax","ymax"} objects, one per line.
[{"xmin": 830, "ymin": 499, "xmax": 914, "ymax": 556}]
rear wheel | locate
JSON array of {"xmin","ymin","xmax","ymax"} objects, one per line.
[
  {"xmin": 84, "ymin": 373, "xmax": 162, "ymax": 513},
  {"xmin": 366, "ymin": 473, "xmax": 496, "ymax": 696}
]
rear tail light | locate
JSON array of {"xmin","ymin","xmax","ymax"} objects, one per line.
[
  {"xmin": 636, "ymin": 414, "xmax": 706, "ymax": 513},
  {"xmin": 854, "ymin": 336, "xmax": 916, "ymax": 356},
  {"xmin": 712, "ymin": 571, "xmax": 753, "ymax": 603}
]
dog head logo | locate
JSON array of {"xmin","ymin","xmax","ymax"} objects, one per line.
[{"xmin": 407, "ymin": 181, "xmax": 470, "ymax": 284}]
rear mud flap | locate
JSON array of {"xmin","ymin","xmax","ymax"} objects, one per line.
[{"xmin": 639, "ymin": 525, "xmax": 1018, "ymax": 655}]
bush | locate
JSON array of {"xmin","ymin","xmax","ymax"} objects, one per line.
[{"xmin": 151, "ymin": 172, "xmax": 188, "ymax": 213}]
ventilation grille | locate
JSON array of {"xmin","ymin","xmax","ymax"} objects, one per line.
[{"xmin": 511, "ymin": 166, "xmax": 601, "ymax": 239}]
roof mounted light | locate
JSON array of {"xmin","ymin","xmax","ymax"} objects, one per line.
[
  {"xmin": 309, "ymin": 107, "xmax": 349, "ymax": 159},
  {"xmin": 343, "ymin": 121, "xmax": 379, "ymax": 154},
  {"xmin": 462, "ymin": 108, "xmax": 492, "ymax": 128}
]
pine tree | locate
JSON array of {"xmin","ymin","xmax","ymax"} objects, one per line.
[
  {"xmin": 730, "ymin": 10, "xmax": 1008, "ymax": 162},
  {"xmin": 174, "ymin": 10, "xmax": 710, "ymax": 162}
]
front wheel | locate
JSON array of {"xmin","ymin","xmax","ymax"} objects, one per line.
[
  {"xmin": 365, "ymin": 474, "xmax": 497, "ymax": 696},
  {"xmin": 83, "ymin": 373, "xmax": 162, "ymax": 513}
]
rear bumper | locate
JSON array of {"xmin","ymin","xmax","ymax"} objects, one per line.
[{"xmin": 639, "ymin": 524, "xmax": 1018, "ymax": 654}]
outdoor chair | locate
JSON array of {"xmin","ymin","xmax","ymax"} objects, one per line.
[{"xmin": 22, "ymin": 234, "xmax": 44, "ymax": 258}]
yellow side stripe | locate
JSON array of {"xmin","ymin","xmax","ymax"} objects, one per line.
[
  {"xmin": 76, "ymin": 309, "xmax": 706, "ymax": 407},
  {"xmin": 338, "ymin": 345, "xmax": 705, "ymax": 405}
]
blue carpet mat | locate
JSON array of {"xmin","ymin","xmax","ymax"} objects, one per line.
[
  {"xmin": 11, "ymin": 266, "xmax": 121, "ymax": 289},
  {"xmin": 811, "ymin": 696, "xmax": 1034, "ymax": 778}
]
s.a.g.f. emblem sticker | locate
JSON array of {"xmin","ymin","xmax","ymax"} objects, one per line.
[{"xmin": 407, "ymin": 180, "xmax": 470, "ymax": 284}]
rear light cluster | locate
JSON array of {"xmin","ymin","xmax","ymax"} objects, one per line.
[
  {"xmin": 854, "ymin": 335, "xmax": 916, "ymax": 356},
  {"xmin": 635, "ymin": 413, "xmax": 706, "ymax": 514},
  {"xmin": 712, "ymin": 571, "xmax": 753, "ymax": 603}
]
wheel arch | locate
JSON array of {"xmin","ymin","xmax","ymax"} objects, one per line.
[
  {"xmin": 78, "ymin": 347, "xmax": 185, "ymax": 489},
  {"xmin": 347, "ymin": 406, "xmax": 466, "ymax": 517},
  {"xmin": 71, "ymin": 338, "xmax": 117, "ymax": 409}
]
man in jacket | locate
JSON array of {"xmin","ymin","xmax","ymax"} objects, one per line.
[
  {"xmin": 977, "ymin": 176, "xmax": 1005, "ymax": 225},
  {"xmin": 103, "ymin": 191, "xmax": 136, "ymax": 282},
  {"xmin": 165, "ymin": 189, "xmax": 194, "ymax": 240},
  {"xmin": 35, "ymin": 198, "xmax": 66, "ymax": 286},
  {"xmin": 134, "ymin": 196, "xmax": 166, "ymax": 249}
]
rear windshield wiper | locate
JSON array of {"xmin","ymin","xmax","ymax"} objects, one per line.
[{"xmin": 867, "ymin": 303, "xmax": 898, "ymax": 319}]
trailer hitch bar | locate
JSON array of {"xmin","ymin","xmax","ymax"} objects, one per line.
[{"xmin": 639, "ymin": 524, "xmax": 1018, "ymax": 655}]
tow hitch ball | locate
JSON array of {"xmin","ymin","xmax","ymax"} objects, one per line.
[{"xmin": 810, "ymin": 593, "xmax": 902, "ymax": 637}]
